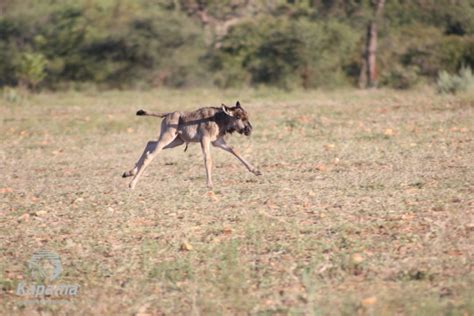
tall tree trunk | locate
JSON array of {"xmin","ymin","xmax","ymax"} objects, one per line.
[
  {"xmin": 359, "ymin": 0, "xmax": 385, "ymax": 89},
  {"xmin": 366, "ymin": 20, "xmax": 378, "ymax": 87}
]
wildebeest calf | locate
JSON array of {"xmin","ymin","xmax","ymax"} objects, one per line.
[{"xmin": 123, "ymin": 101, "xmax": 261, "ymax": 189}]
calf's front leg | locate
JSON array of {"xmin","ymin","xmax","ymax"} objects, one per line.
[
  {"xmin": 200, "ymin": 137, "xmax": 213, "ymax": 189},
  {"xmin": 212, "ymin": 138, "xmax": 261, "ymax": 176}
]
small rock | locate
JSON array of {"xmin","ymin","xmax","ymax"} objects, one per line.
[
  {"xmin": 314, "ymin": 164, "xmax": 327, "ymax": 171},
  {"xmin": 361, "ymin": 296, "xmax": 377, "ymax": 306},
  {"xmin": 0, "ymin": 187, "xmax": 13, "ymax": 193},
  {"xmin": 384, "ymin": 128, "xmax": 394, "ymax": 136},
  {"xmin": 352, "ymin": 253, "xmax": 364, "ymax": 264},
  {"xmin": 465, "ymin": 223, "xmax": 474, "ymax": 232},
  {"xmin": 180, "ymin": 242, "xmax": 193, "ymax": 251},
  {"xmin": 74, "ymin": 197, "xmax": 84, "ymax": 203},
  {"xmin": 17, "ymin": 213, "xmax": 30, "ymax": 222}
]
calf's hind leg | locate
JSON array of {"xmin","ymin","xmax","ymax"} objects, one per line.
[
  {"xmin": 128, "ymin": 113, "xmax": 181, "ymax": 189},
  {"xmin": 122, "ymin": 138, "xmax": 184, "ymax": 178},
  {"xmin": 128, "ymin": 131, "xmax": 177, "ymax": 189},
  {"xmin": 122, "ymin": 140, "xmax": 158, "ymax": 178}
]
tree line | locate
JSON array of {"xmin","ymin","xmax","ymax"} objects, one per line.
[{"xmin": 0, "ymin": 0, "xmax": 473, "ymax": 90}]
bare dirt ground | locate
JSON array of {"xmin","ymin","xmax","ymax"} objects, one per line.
[{"xmin": 1, "ymin": 88, "xmax": 473, "ymax": 315}]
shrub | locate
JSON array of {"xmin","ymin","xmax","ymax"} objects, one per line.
[
  {"xmin": 380, "ymin": 64, "xmax": 420, "ymax": 89},
  {"xmin": 436, "ymin": 66, "xmax": 474, "ymax": 94},
  {"xmin": 16, "ymin": 52, "xmax": 48, "ymax": 89},
  {"xmin": 211, "ymin": 17, "xmax": 360, "ymax": 89}
]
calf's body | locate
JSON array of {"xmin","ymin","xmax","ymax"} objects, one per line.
[{"xmin": 123, "ymin": 101, "xmax": 261, "ymax": 189}]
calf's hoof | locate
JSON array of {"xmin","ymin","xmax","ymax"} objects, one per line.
[
  {"xmin": 123, "ymin": 168, "xmax": 137, "ymax": 178},
  {"xmin": 252, "ymin": 169, "xmax": 262, "ymax": 176}
]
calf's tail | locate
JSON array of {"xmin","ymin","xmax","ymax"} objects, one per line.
[{"xmin": 136, "ymin": 109, "xmax": 169, "ymax": 118}]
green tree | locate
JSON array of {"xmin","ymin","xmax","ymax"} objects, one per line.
[{"xmin": 16, "ymin": 52, "xmax": 48, "ymax": 89}]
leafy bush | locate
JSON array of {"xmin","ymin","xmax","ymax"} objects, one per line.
[
  {"xmin": 437, "ymin": 66, "xmax": 474, "ymax": 94},
  {"xmin": 377, "ymin": 23, "xmax": 474, "ymax": 89},
  {"xmin": 211, "ymin": 17, "xmax": 359, "ymax": 89},
  {"xmin": 16, "ymin": 52, "xmax": 48, "ymax": 89},
  {"xmin": 380, "ymin": 64, "xmax": 420, "ymax": 89},
  {"xmin": 1, "ymin": 87, "xmax": 23, "ymax": 103},
  {"xmin": 81, "ymin": 11, "xmax": 206, "ymax": 88}
]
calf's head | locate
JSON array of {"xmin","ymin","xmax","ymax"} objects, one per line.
[{"xmin": 221, "ymin": 101, "xmax": 253, "ymax": 136}]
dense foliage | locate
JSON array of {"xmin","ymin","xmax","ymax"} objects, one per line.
[{"xmin": 0, "ymin": 0, "xmax": 473, "ymax": 90}]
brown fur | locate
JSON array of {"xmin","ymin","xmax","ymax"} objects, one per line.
[{"xmin": 123, "ymin": 101, "xmax": 261, "ymax": 189}]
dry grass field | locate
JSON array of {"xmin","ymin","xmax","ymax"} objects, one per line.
[{"xmin": 1, "ymin": 88, "xmax": 473, "ymax": 315}]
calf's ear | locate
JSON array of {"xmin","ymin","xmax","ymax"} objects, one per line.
[
  {"xmin": 221, "ymin": 104, "xmax": 234, "ymax": 117},
  {"xmin": 235, "ymin": 101, "xmax": 241, "ymax": 108}
]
